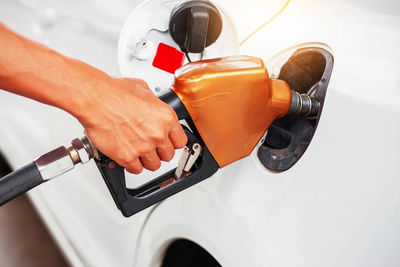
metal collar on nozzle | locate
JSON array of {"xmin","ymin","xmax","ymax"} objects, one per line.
[{"xmin": 288, "ymin": 90, "xmax": 320, "ymax": 117}]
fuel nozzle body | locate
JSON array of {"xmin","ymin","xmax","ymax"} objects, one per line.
[{"xmin": 171, "ymin": 55, "xmax": 321, "ymax": 167}]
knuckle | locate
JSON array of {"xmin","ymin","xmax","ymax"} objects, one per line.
[
  {"xmin": 157, "ymin": 144, "xmax": 175, "ymax": 162},
  {"xmin": 180, "ymin": 133, "xmax": 188, "ymax": 145},
  {"xmin": 164, "ymin": 151, "xmax": 174, "ymax": 162},
  {"xmin": 177, "ymin": 142, "xmax": 186, "ymax": 149},
  {"xmin": 127, "ymin": 155, "xmax": 137, "ymax": 164},
  {"xmin": 132, "ymin": 167, "xmax": 143, "ymax": 174},
  {"xmin": 155, "ymin": 161, "xmax": 162, "ymax": 169},
  {"xmin": 148, "ymin": 161, "xmax": 161, "ymax": 171},
  {"xmin": 151, "ymin": 133, "xmax": 165, "ymax": 144},
  {"xmin": 181, "ymin": 137, "xmax": 188, "ymax": 147},
  {"xmin": 164, "ymin": 106, "xmax": 177, "ymax": 123},
  {"xmin": 174, "ymin": 136, "xmax": 187, "ymax": 149},
  {"xmin": 138, "ymin": 145, "xmax": 153, "ymax": 155},
  {"xmin": 115, "ymin": 154, "xmax": 128, "ymax": 166},
  {"xmin": 114, "ymin": 148, "xmax": 137, "ymax": 165},
  {"xmin": 130, "ymin": 162, "xmax": 143, "ymax": 174}
]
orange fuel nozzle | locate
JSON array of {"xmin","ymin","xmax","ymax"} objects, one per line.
[{"xmin": 171, "ymin": 56, "xmax": 319, "ymax": 167}]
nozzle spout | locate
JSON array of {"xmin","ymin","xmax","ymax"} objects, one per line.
[{"xmin": 288, "ymin": 90, "xmax": 320, "ymax": 117}]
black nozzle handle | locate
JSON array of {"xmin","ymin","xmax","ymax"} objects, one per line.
[
  {"xmin": 158, "ymin": 89, "xmax": 190, "ymax": 120},
  {"xmin": 0, "ymin": 162, "xmax": 43, "ymax": 206},
  {"xmin": 94, "ymin": 89, "xmax": 220, "ymax": 217}
]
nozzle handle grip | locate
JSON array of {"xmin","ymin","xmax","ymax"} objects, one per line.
[
  {"xmin": 158, "ymin": 89, "xmax": 190, "ymax": 120},
  {"xmin": 0, "ymin": 162, "xmax": 43, "ymax": 206},
  {"xmin": 94, "ymin": 89, "xmax": 219, "ymax": 217}
]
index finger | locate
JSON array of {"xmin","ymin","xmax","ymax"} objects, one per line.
[{"xmin": 169, "ymin": 124, "xmax": 187, "ymax": 149}]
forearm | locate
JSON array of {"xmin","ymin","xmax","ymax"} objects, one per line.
[{"xmin": 0, "ymin": 23, "xmax": 109, "ymax": 122}]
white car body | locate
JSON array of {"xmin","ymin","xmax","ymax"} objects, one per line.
[{"xmin": 0, "ymin": 0, "xmax": 400, "ymax": 266}]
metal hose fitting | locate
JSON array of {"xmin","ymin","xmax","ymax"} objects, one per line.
[
  {"xmin": 68, "ymin": 136, "xmax": 99, "ymax": 165},
  {"xmin": 288, "ymin": 90, "xmax": 320, "ymax": 117},
  {"xmin": 34, "ymin": 136, "xmax": 96, "ymax": 182}
]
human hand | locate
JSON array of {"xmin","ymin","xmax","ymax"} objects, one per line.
[{"xmin": 77, "ymin": 78, "xmax": 187, "ymax": 174}]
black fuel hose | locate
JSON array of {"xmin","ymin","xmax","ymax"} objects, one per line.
[
  {"xmin": 0, "ymin": 138, "xmax": 93, "ymax": 207},
  {"xmin": 0, "ymin": 162, "xmax": 43, "ymax": 206}
]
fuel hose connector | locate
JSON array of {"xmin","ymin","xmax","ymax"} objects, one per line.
[
  {"xmin": 0, "ymin": 136, "xmax": 99, "ymax": 206},
  {"xmin": 288, "ymin": 90, "xmax": 320, "ymax": 117}
]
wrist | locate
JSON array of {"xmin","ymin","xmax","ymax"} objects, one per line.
[{"xmin": 64, "ymin": 71, "xmax": 113, "ymax": 127}]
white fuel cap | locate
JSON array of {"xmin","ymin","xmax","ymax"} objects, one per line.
[{"xmin": 118, "ymin": 0, "xmax": 239, "ymax": 95}]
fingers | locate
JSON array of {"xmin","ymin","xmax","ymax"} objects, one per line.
[
  {"xmin": 169, "ymin": 124, "xmax": 188, "ymax": 149},
  {"xmin": 125, "ymin": 144, "xmax": 174, "ymax": 174},
  {"xmin": 156, "ymin": 141, "xmax": 175, "ymax": 162},
  {"xmin": 140, "ymin": 151, "xmax": 161, "ymax": 171},
  {"xmin": 125, "ymin": 158, "xmax": 144, "ymax": 174}
]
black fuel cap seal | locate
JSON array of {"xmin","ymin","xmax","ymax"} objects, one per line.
[{"xmin": 169, "ymin": 0, "xmax": 222, "ymax": 53}]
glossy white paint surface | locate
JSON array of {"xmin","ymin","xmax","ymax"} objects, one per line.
[{"xmin": 0, "ymin": 0, "xmax": 399, "ymax": 266}]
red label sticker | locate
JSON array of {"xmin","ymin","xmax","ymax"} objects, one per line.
[{"xmin": 152, "ymin": 43, "xmax": 185, "ymax": 74}]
